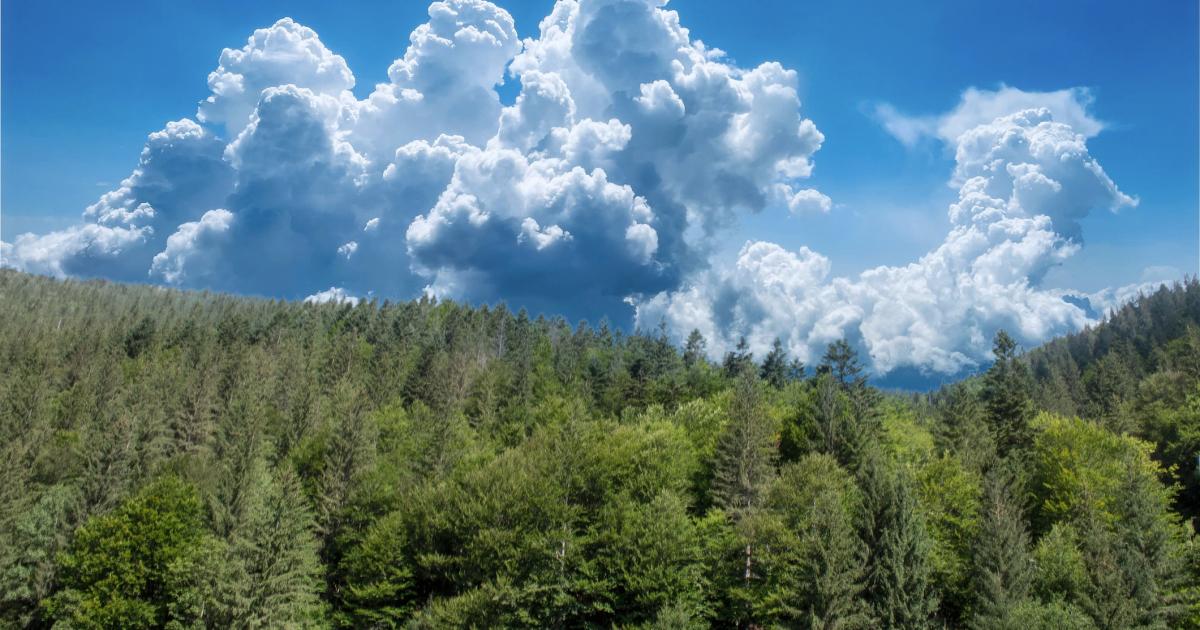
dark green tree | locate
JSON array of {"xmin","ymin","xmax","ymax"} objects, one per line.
[
  {"xmin": 969, "ymin": 467, "xmax": 1033, "ymax": 629},
  {"xmin": 712, "ymin": 367, "xmax": 777, "ymax": 517},
  {"xmin": 760, "ymin": 338, "xmax": 789, "ymax": 389},
  {"xmin": 980, "ymin": 331, "xmax": 1035, "ymax": 458},
  {"xmin": 858, "ymin": 458, "xmax": 938, "ymax": 628},
  {"xmin": 683, "ymin": 328, "xmax": 707, "ymax": 367},
  {"xmin": 230, "ymin": 468, "xmax": 325, "ymax": 627},
  {"xmin": 821, "ymin": 339, "xmax": 866, "ymax": 391},
  {"xmin": 722, "ymin": 336, "xmax": 754, "ymax": 378}
]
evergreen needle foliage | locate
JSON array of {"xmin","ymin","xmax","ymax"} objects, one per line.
[{"xmin": 0, "ymin": 270, "xmax": 1196, "ymax": 628}]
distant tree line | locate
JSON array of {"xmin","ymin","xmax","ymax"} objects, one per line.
[{"xmin": 0, "ymin": 269, "xmax": 1197, "ymax": 628}]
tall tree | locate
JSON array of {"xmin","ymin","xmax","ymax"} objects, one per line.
[
  {"xmin": 760, "ymin": 338, "xmax": 789, "ymax": 389},
  {"xmin": 859, "ymin": 460, "xmax": 938, "ymax": 628},
  {"xmin": 761, "ymin": 454, "xmax": 871, "ymax": 628},
  {"xmin": 712, "ymin": 367, "xmax": 777, "ymax": 517},
  {"xmin": 969, "ymin": 466, "xmax": 1033, "ymax": 629},
  {"xmin": 980, "ymin": 331, "xmax": 1034, "ymax": 458},
  {"xmin": 820, "ymin": 339, "xmax": 866, "ymax": 391},
  {"xmin": 683, "ymin": 329, "xmax": 708, "ymax": 368},
  {"xmin": 722, "ymin": 336, "xmax": 754, "ymax": 378},
  {"xmin": 712, "ymin": 366, "xmax": 778, "ymax": 616},
  {"xmin": 230, "ymin": 468, "xmax": 326, "ymax": 628}
]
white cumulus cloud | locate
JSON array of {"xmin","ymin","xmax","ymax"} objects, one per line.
[
  {"xmin": 875, "ymin": 85, "xmax": 1104, "ymax": 147},
  {"xmin": 637, "ymin": 107, "xmax": 1138, "ymax": 375},
  {"xmin": 0, "ymin": 0, "xmax": 1153, "ymax": 375}
]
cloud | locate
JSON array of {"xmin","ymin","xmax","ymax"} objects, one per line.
[
  {"xmin": 2, "ymin": 119, "xmax": 233, "ymax": 282},
  {"xmin": 875, "ymin": 85, "xmax": 1104, "ymax": 147},
  {"xmin": 348, "ymin": 0, "xmax": 521, "ymax": 161},
  {"xmin": 2, "ymin": 222, "xmax": 152, "ymax": 281},
  {"xmin": 7, "ymin": 0, "xmax": 826, "ymax": 311},
  {"xmin": 775, "ymin": 187, "xmax": 832, "ymax": 215},
  {"xmin": 304, "ymin": 286, "xmax": 360, "ymax": 305},
  {"xmin": 0, "ymin": 0, "xmax": 1151, "ymax": 375},
  {"xmin": 637, "ymin": 108, "xmax": 1137, "ymax": 375},
  {"xmin": 199, "ymin": 18, "xmax": 356, "ymax": 136},
  {"xmin": 405, "ymin": 142, "xmax": 664, "ymax": 318},
  {"xmin": 150, "ymin": 209, "xmax": 234, "ymax": 285}
]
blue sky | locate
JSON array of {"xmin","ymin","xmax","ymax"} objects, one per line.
[{"xmin": 2, "ymin": 0, "xmax": 1197, "ymax": 375}]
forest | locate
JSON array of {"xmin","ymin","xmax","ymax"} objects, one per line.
[{"xmin": 0, "ymin": 268, "xmax": 1198, "ymax": 629}]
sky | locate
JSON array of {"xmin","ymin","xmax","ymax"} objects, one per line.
[{"xmin": 2, "ymin": 0, "xmax": 1197, "ymax": 379}]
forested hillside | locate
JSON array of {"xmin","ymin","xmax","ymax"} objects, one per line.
[{"xmin": 1, "ymin": 269, "xmax": 1197, "ymax": 628}]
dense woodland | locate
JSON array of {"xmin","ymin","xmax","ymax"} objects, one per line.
[{"xmin": 1, "ymin": 268, "xmax": 1198, "ymax": 629}]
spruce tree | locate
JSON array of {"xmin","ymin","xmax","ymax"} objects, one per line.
[
  {"xmin": 820, "ymin": 339, "xmax": 866, "ymax": 391},
  {"xmin": 722, "ymin": 336, "xmax": 754, "ymax": 378},
  {"xmin": 787, "ymin": 357, "xmax": 806, "ymax": 382},
  {"xmin": 980, "ymin": 331, "xmax": 1034, "ymax": 458},
  {"xmin": 712, "ymin": 367, "xmax": 777, "ymax": 517},
  {"xmin": 765, "ymin": 455, "xmax": 871, "ymax": 628},
  {"xmin": 760, "ymin": 338, "xmax": 789, "ymax": 389},
  {"xmin": 863, "ymin": 466, "xmax": 938, "ymax": 628},
  {"xmin": 970, "ymin": 466, "xmax": 1033, "ymax": 629},
  {"xmin": 683, "ymin": 329, "xmax": 707, "ymax": 367},
  {"xmin": 231, "ymin": 468, "xmax": 326, "ymax": 628},
  {"xmin": 712, "ymin": 366, "xmax": 778, "ymax": 616},
  {"xmin": 936, "ymin": 383, "xmax": 996, "ymax": 472}
]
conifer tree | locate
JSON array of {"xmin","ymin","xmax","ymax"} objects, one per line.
[
  {"xmin": 980, "ymin": 331, "xmax": 1034, "ymax": 458},
  {"xmin": 936, "ymin": 383, "xmax": 995, "ymax": 472},
  {"xmin": 712, "ymin": 366, "xmax": 778, "ymax": 614},
  {"xmin": 722, "ymin": 336, "xmax": 754, "ymax": 378},
  {"xmin": 861, "ymin": 464, "xmax": 938, "ymax": 628},
  {"xmin": 787, "ymin": 357, "xmax": 806, "ymax": 382},
  {"xmin": 970, "ymin": 466, "xmax": 1033, "ymax": 629},
  {"xmin": 821, "ymin": 339, "xmax": 866, "ymax": 391},
  {"xmin": 760, "ymin": 338, "xmax": 789, "ymax": 389},
  {"xmin": 682, "ymin": 329, "xmax": 707, "ymax": 367},
  {"xmin": 231, "ymin": 468, "xmax": 326, "ymax": 628},
  {"xmin": 712, "ymin": 367, "xmax": 777, "ymax": 517},
  {"xmin": 764, "ymin": 454, "xmax": 871, "ymax": 628}
]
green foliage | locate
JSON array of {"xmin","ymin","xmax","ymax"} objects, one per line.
[
  {"xmin": 1029, "ymin": 412, "xmax": 1163, "ymax": 531},
  {"xmin": 44, "ymin": 476, "xmax": 212, "ymax": 629},
  {"xmin": 861, "ymin": 462, "xmax": 939, "ymax": 628},
  {"xmin": 711, "ymin": 369, "xmax": 777, "ymax": 517},
  {"xmin": 917, "ymin": 454, "xmax": 982, "ymax": 624},
  {"xmin": 339, "ymin": 511, "xmax": 416, "ymax": 627},
  {"xmin": 747, "ymin": 453, "xmax": 871, "ymax": 628},
  {"xmin": 1, "ymin": 271, "xmax": 1197, "ymax": 627},
  {"xmin": 760, "ymin": 338, "xmax": 790, "ymax": 389},
  {"xmin": 970, "ymin": 466, "xmax": 1034, "ymax": 629},
  {"xmin": 981, "ymin": 330, "xmax": 1035, "ymax": 458}
]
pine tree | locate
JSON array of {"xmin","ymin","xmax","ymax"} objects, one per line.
[
  {"xmin": 1075, "ymin": 458, "xmax": 1189, "ymax": 629},
  {"xmin": 936, "ymin": 383, "xmax": 995, "ymax": 472},
  {"xmin": 970, "ymin": 466, "xmax": 1033, "ymax": 629},
  {"xmin": 315, "ymin": 380, "xmax": 376, "ymax": 546},
  {"xmin": 980, "ymin": 331, "xmax": 1034, "ymax": 458},
  {"xmin": 861, "ymin": 464, "xmax": 938, "ymax": 628},
  {"xmin": 760, "ymin": 338, "xmax": 789, "ymax": 389},
  {"xmin": 712, "ymin": 366, "xmax": 778, "ymax": 614},
  {"xmin": 686, "ymin": 328, "xmax": 700, "ymax": 369},
  {"xmin": 231, "ymin": 467, "xmax": 326, "ymax": 628},
  {"xmin": 712, "ymin": 367, "xmax": 777, "ymax": 517},
  {"xmin": 340, "ymin": 511, "xmax": 416, "ymax": 627},
  {"xmin": 764, "ymin": 454, "xmax": 871, "ymax": 628},
  {"xmin": 208, "ymin": 396, "xmax": 266, "ymax": 539},
  {"xmin": 812, "ymin": 374, "xmax": 873, "ymax": 470},
  {"xmin": 722, "ymin": 336, "xmax": 754, "ymax": 378},
  {"xmin": 787, "ymin": 357, "xmax": 806, "ymax": 382},
  {"xmin": 820, "ymin": 339, "xmax": 866, "ymax": 391}
]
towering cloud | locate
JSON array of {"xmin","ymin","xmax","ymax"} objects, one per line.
[
  {"xmin": 636, "ymin": 108, "xmax": 1138, "ymax": 374},
  {"xmin": 0, "ymin": 0, "xmax": 1149, "ymax": 374}
]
